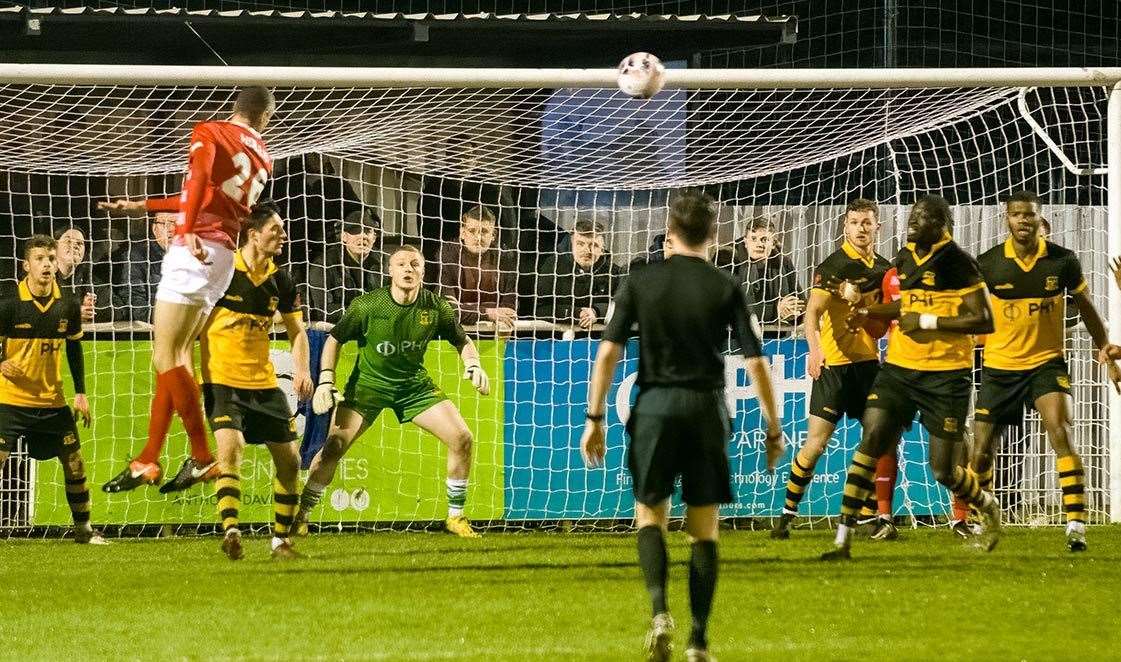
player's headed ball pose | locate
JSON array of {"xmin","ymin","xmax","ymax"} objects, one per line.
[{"xmin": 100, "ymin": 87, "xmax": 276, "ymax": 495}]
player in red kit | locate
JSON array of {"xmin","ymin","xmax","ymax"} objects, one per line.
[{"xmin": 99, "ymin": 87, "xmax": 276, "ymax": 494}]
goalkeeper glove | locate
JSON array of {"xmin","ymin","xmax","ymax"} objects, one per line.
[
  {"xmin": 463, "ymin": 363, "xmax": 490, "ymax": 396},
  {"xmin": 312, "ymin": 371, "xmax": 343, "ymax": 415}
]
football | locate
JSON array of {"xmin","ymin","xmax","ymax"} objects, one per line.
[{"xmin": 616, "ymin": 52, "xmax": 666, "ymax": 99}]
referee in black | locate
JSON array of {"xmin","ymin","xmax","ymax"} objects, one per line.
[{"xmin": 580, "ymin": 190, "xmax": 785, "ymax": 662}]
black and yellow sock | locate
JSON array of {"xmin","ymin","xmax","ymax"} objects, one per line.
[
  {"xmin": 65, "ymin": 477, "xmax": 91, "ymax": 528},
  {"xmin": 783, "ymin": 447, "xmax": 817, "ymax": 514},
  {"xmin": 973, "ymin": 463, "xmax": 994, "ymax": 494},
  {"xmin": 1057, "ymin": 455, "xmax": 1086, "ymax": 524},
  {"xmin": 216, "ymin": 473, "xmax": 241, "ymax": 533},
  {"xmin": 840, "ymin": 451, "xmax": 877, "ymax": 518},
  {"xmin": 274, "ymin": 478, "xmax": 299, "ymax": 538},
  {"xmin": 947, "ymin": 466, "xmax": 984, "ymax": 507}
]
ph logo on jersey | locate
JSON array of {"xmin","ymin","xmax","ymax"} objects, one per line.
[
  {"xmin": 922, "ymin": 271, "xmax": 935, "ymax": 287},
  {"xmin": 376, "ymin": 340, "xmax": 423, "ymax": 356},
  {"xmin": 1045, "ymin": 276, "xmax": 1059, "ymax": 291}
]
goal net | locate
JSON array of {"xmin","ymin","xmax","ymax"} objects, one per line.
[{"xmin": 0, "ymin": 67, "xmax": 1116, "ymax": 535}]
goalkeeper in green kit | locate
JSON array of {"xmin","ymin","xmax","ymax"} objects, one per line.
[{"xmin": 295, "ymin": 244, "xmax": 491, "ymax": 538}]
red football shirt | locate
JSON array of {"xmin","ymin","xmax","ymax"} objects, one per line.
[{"xmin": 146, "ymin": 120, "xmax": 272, "ymax": 249}]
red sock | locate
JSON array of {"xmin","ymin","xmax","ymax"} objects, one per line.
[
  {"xmin": 136, "ymin": 371, "xmax": 175, "ymax": 465},
  {"xmin": 951, "ymin": 495, "xmax": 971, "ymax": 522},
  {"xmin": 875, "ymin": 453, "xmax": 897, "ymax": 516},
  {"xmin": 163, "ymin": 365, "xmax": 213, "ymax": 464}
]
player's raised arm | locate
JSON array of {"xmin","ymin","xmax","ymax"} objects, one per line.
[
  {"xmin": 312, "ymin": 297, "xmax": 364, "ymax": 415},
  {"xmin": 97, "ymin": 195, "xmax": 180, "ymax": 213}
]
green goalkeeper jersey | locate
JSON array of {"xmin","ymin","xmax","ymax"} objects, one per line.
[{"xmin": 331, "ymin": 287, "xmax": 469, "ymax": 391}]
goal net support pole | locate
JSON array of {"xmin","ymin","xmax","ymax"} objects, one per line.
[{"xmin": 1109, "ymin": 81, "xmax": 1121, "ymax": 523}]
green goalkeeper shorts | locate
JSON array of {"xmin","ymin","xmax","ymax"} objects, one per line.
[{"xmin": 342, "ymin": 379, "xmax": 449, "ymax": 425}]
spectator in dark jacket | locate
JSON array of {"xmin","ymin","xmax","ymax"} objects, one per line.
[
  {"xmin": 55, "ymin": 226, "xmax": 96, "ymax": 323},
  {"xmin": 437, "ymin": 205, "xmax": 518, "ymax": 328},
  {"xmin": 109, "ymin": 214, "xmax": 171, "ymax": 323},
  {"xmin": 305, "ymin": 209, "xmax": 386, "ymax": 325},
  {"xmin": 736, "ymin": 218, "xmax": 803, "ymax": 331},
  {"xmin": 535, "ymin": 220, "xmax": 623, "ymax": 328}
]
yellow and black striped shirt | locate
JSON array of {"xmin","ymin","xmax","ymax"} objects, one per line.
[
  {"xmin": 0, "ymin": 280, "xmax": 83, "ymax": 407},
  {"xmin": 886, "ymin": 233, "xmax": 985, "ymax": 371},
  {"xmin": 810, "ymin": 241, "xmax": 891, "ymax": 366},
  {"xmin": 978, "ymin": 238, "xmax": 1086, "ymax": 371},
  {"xmin": 200, "ymin": 251, "xmax": 302, "ymax": 389}
]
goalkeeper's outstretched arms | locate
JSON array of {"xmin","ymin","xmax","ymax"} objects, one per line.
[{"xmin": 311, "ymin": 334, "xmax": 344, "ymax": 415}]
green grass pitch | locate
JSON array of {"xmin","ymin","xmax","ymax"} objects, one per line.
[{"xmin": 2, "ymin": 527, "xmax": 1119, "ymax": 660}]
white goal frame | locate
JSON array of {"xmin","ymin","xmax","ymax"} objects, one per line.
[{"xmin": 1, "ymin": 63, "xmax": 1119, "ymax": 522}]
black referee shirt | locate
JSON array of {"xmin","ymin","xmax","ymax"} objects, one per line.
[{"xmin": 603, "ymin": 254, "xmax": 765, "ymax": 390}]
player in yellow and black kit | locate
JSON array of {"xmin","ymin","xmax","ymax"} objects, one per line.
[
  {"xmin": 822, "ymin": 195, "xmax": 1002, "ymax": 560},
  {"xmin": 970, "ymin": 191, "xmax": 1119, "ymax": 552},
  {"xmin": 200, "ymin": 204, "xmax": 313, "ymax": 561},
  {"xmin": 772, "ymin": 199, "xmax": 891, "ymax": 540},
  {"xmin": 0, "ymin": 235, "xmax": 103, "ymax": 544}
]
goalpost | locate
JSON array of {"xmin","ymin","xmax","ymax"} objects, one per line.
[{"xmin": 0, "ymin": 64, "xmax": 1118, "ymax": 534}]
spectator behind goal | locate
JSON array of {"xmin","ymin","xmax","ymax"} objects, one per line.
[
  {"xmin": 304, "ymin": 209, "xmax": 386, "ymax": 325},
  {"xmin": 535, "ymin": 219, "xmax": 623, "ymax": 329},
  {"xmin": 735, "ymin": 218, "xmax": 803, "ymax": 334},
  {"xmin": 437, "ymin": 205, "xmax": 518, "ymax": 329}
]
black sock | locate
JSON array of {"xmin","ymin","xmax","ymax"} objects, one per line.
[
  {"xmin": 636, "ymin": 525, "xmax": 668, "ymax": 616},
  {"xmin": 688, "ymin": 540, "xmax": 718, "ymax": 650}
]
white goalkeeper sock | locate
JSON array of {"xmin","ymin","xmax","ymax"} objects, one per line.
[{"xmin": 446, "ymin": 478, "xmax": 468, "ymax": 518}]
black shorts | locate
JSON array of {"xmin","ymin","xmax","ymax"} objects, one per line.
[
  {"xmin": 975, "ymin": 357, "xmax": 1072, "ymax": 426},
  {"xmin": 864, "ymin": 364, "xmax": 971, "ymax": 440},
  {"xmin": 625, "ymin": 387, "xmax": 733, "ymax": 507},
  {"xmin": 202, "ymin": 384, "xmax": 297, "ymax": 445},
  {"xmin": 0, "ymin": 404, "xmax": 80, "ymax": 460},
  {"xmin": 809, "ymin": 360, "xmax": 880, "ymax": 424}
]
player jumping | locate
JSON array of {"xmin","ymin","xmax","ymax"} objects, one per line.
[
  {"xmin": 0, "ymin": 236, "xmax": 104, "ymax": 544},
  {"xmin": 823, "ymin": 195, "xmax": 1002, "ymax": 560},
  {"xmin": 970, "ymin": 191, "xmax": 1120, "ymax": 552},
  {"xmin": 295, "ymin": 245, "xmax": 491, "ymax": 538},
  {"xmin": 99, "ymin": 87, "xmax": 276, "ymax": 494},
  {"xmin": 201, "ymin": 204, "xmax": 313, "ymax": 560}
]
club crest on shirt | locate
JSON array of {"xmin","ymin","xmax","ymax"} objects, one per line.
[
  {"xmin": 922, "ymin": 271, "xmax": 935, "ymax": 287},
  {"xmin": 943, "ymin": 417, "xmax": 959, "ymax": 433},
  {"xmin": 268, "ymin": 296, "xmax": 279, "ymax": 312},
  {"xmin": 418, "ymin": 310, "xmax": 433, "ymax": 326},
  {"xmin": 57, "ymin": 319, "xmax": 68, "ymax": 334},
  {"xmin": 1057, "ymin": 375, "xmax": 1071, "ymax": 389},
  {"xmin": 1045, "ymin": 276, "xmax": 1059, "ymax": 291}
]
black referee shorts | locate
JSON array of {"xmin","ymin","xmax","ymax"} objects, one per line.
[
  {"xmin": 809, "ymin": 360, "xmax": 880, "ymax": 424},
  {"xmin": 864, "ymin": 363, "xmax": 971, "ymax": 440},
  {"xmin": 975, "ymin": 357, "xmax": 1072, "ymax": 427},
  {"xmin": 0, "ymin": 403, "xmax": 80, "ymax": 461},
  {"xmin": 625, "ymin": 387, "xmax": 733, "ymax": 507},
  {"xmin": 203, "ymin": 384, "xmax": 297, "ymax": 445}
]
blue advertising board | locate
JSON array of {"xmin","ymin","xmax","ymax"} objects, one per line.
[{"xmin": 503, "ymin": 338, "xmax": 952, "ymax": 520}]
